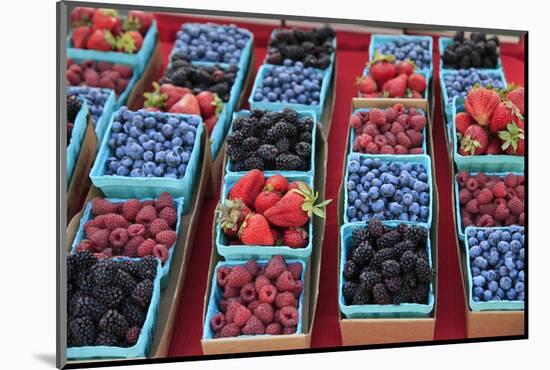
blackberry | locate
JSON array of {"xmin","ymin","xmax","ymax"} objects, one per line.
[
  {"xmin": 294, "ymin": 142, "xmax": 312, "ymax": 160},
  {"xmin": 351, "ymin": 227, "xmax": 369, "ymax": 243},
  {"xmin": 93, "ymin": 286, "xmax": 125, "ymax": 308},
  {"xmin": 137, "ymin": 256, "xmax": 158, "ymax": 280},
  {"xmin": 395, "ymin": 223, "xmax": 408, "ymax": 235},
  {"xmin": 359, "ymin": 270, "xmax": 381, "ymax": 290},
  {"xmin": 403, "ymin": 272, "xmax": 418, "ymax": 289},
  {"xmin": 416, "ymin": 248, "xmax": 429, "ymax": 261},
  {"xmin": 351, "ymin": 241, "xmax": 374, "ymax": 268},
  {"xmin": 352, "ymin": 284, "xmax": 372, "ymax": 305},
  {"xmin": 266, "ymin": 111, "xmax": 284, "ymax": 123},
  {"xmin": 242, "ymin": 136, "xmax": 261, "ymax": 152},
  {"xmin": 118, "ymin": 260, "xmax": 141, "ymax": 279},
  {"xmin": 99, "ymin": 309, "xmax": 129, "ymax": 337},
  {"xmin": 282, "ymin": 108, "xmax": 298, "ymax": 123},
  {"xmin": 67, "ymin": 292, "xmax": 82, "ymax": 317},
  {"xmin": 68, "ymin": 316, "xmax": 96, "ymax": 347},
  {"xmin": 381, "ymin": 260, "xmax": 400, "ymax": 278},
  {"xmin": 275, "ymin": 137, "xmax": 290, "ymax": 154},
  {"xmin": 250, "ymin": 109, "xmax": 265, "ymax": 120},
  {"xmin": 67, "ymin": 94, "xmax": 82, "ymax": 123},
  {"xmin": 410, "ymin": 285, "xmax": 430, "ymax": 304},
  {"xmin": 132, "ymin": 279, "xmax": 153, "ymax": 308},
  {"xmin": 266, "ymin": 123, "xmax": 286, "ymax": 143},
  {"xmin": 372, "ymin": 283, "xmax": 392, "ymax": 305},
  {"xmin": 400, "ymin": 250, "xmax": 417, "ymax": 273},
  {"xmin": 227, "ymin": 130, "xmax": 245, "ymax": 146},
  {"xmin": 366, "ymin": 219, "xmax": 384, "ymax": 240},
  {"xmin": 403, "ymin": 226, "xmax": 428, "ymax": 246},
  {"xmin": 227, "ymin": 145, "xmax": 246, "ymax": 163},
  {"xmin": 392, "ymin": 285, "xmax": 411, "ymax": 305},
  {"xmin": 92, "ymin": 260, "xmax": 117, "ymax": 286},
  {"xmin": 370, "ymin": 248, "xmax": 395, "ymax": 270},
  {"xmin": 257, "ymin": 144, "xmax": 279, "ymax": 162},
  {"xmin": 393, "ymin": 240, "xmax": 416, "ymax": 257},
  {"xmin": 258, "ymin": 115, "xmax": 275, "ymax": 130},
  {"xmin": 343, "ymin": 260, "xmax": 360, "ymax": 281},
  {"xmin": 342, "ymin": 281, "xmax": 358, "ymax": 304},
  {"xmin": 120, "ymin": 302, "xmax": 146, "ymax": 327},
  {"xmin": 275, "ymin": 154, "xmax": 303, "ymax": 171},
  {"xmin": 415, "ymin": 257, "xmax": 433, "ymax": 284},
  {"xmin": 95, "ymin": 332, "xmax": 120, "ymax": 347},
  {"xmin": 69, "ymin": 251, "xmax": 97, "ymax": 275},
  {"xmin": 377, "ymin": 230, "xmax": 402, "ymax": 249},
  {"xmin": 242, "ymin": 156, "xmax": 264, "ymax": 171},
  {"xmin": 77, "ymin": 271, "xmax": 95, "ymax": 294},
  {"xmin": 116, "ymin": 269, "xmax": 138, "ymax": 294},
  {"xmin": 73, "ymin": 296, "xmax": 105, "ymax": 320},
  {"xmin": 299, "ymin": 131, "xmax": 312, "ymax": 143},
  {"xmin": 297, "ymin": 117, "xmax": 314, "ymax": 133},
  {"xmin": 384, "ymin": 276, "xmax": 403, "ymax": 294}
]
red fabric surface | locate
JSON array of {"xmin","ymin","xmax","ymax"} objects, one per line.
[{"xmin": 150, "ymin": 15, "xmax": 525, "ymax": 356}]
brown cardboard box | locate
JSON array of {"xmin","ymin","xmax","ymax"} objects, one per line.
[
  {"xmin": 318, "ymin": 59, "xmax": 338, "ymax": 139},
  {"xmin": 200, "ymin": 123, "xmax": 328, "ymax": 355},
  {"xmin": 126, "ymin": 40, "xmax": 163, "ymax": 111},
  {"xmin": 337, "ymin": 98, "xmax": 439, "ymax": 346},
  {"xmin": 65, "ymin": 128, "xmax": 212, "ymax": 364}
]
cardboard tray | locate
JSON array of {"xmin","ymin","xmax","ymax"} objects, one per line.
[
  {"xmin": 126, "ymin": 40, "xmax": 164, "ymax": 111},
  {"xmin": 337, "ymin": 98, "xmax": 439, "ymax": 346},
  {"xmin": 65, "ymin": 128, "xmax": 212, "ymax": 364},
  {"xmin": 200, "ymin": 122, "xmax": 328, "ymax": 355}
]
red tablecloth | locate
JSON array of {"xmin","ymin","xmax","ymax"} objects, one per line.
[{"xmin": 150, "ymin": 15, "xmax": 525, "ymax": 356}]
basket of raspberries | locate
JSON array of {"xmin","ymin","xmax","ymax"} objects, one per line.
[
  {"xmin": 216, "ymin": 169, "xmax": 331, "ymax": 260},
  {"xmin": 349, "ymin": 103, "xmax": 427, "ymax": 155},
  {"xmin": 340, "ymin": 219, "xmax": 435, "ymax": 318},
  {"xmin": 72, "ymin": 193, "xmax": 182, "ymax": 286},
  {"xmin": 226, "ymin": 109, "xmax": 315, "ymax": 173},
  {"xmin": 204, "ymin": 256, "xmax": 305, "ymax": 339},
  {"xmin": 453, "ymin": 85, "xmax": 525, "ymax": 172},
  {"xmin": 455, "ymin": 171, "xmax": 524, "ymax": 240},
  {"xmin": 66, "ymin": 251, "xmax": 161, "ymax": 359}
]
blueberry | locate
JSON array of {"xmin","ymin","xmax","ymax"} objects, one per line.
[
  {"xmin": 402, "ymin": 193, "xmax": 413, "ymax": 206},
  {"xmin": 506, "ymin": 288, "xmax": 517, "ymax": 300},
  {"xmin": 473, "ymin": 275, "xmax": 486, "ymax": 287},
  {"xmin": 483, "ymin": 290, "xmax": 493, "ymax": 301},
  {"xmin": 499, "ymin": 276, "xmax": 513, "ymax": 290},
  {"xmin": 470, "ymin": 245, "xmax": 482, "ymax": 258},
  {"xmin": 116, "ymin": 166, "xmax": 130, "ymax": 176}
]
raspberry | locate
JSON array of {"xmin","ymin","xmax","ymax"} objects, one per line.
[
  {"xmin": 92, "ymin": 198, "xmax": 118, "ymax": 216},
  {"xmin": 159, "ymin": 207, "xmax": 178, "ymax": 227},
  {"xmin": 211, "ymin": 312, "xmax": 225, "ymax": 331},
  {"xmin": 107, "ymin": 228, "xmax": 128, "ymax": 248},
  {"xmin": 225, "ymin": 301, "xmax": 242, "ymax": 323},
  {"xmin": 385, "ymin": 107, "xmax": 398, "ymax": 122},
  {"xmin": 155, "ymin": 230, "xmax": 177, "ymax": 247},
  {"xmin": 507, "ymin": 197, "xmax": 524, "ymax": 216},
  {"xmin": 374, "ymin": 135, "xmax": 387, "ymax": 147},
  {"xmin": 394, "ymin": 103, "xmax": 405, "ymax": 114},
  {"xmin": 474, "ymin": 173, "xmax": 489, "ymax": 187},
  {"xmin": 150, "ymin": 218, "xmax": 170, "ymax": 237},
  {"xmin": 248, "ymin": 300, "xmax": 261, "ymax": 311},
  {"xmin": 293, "ymin": 280, "xmax": 303, "ymax": 298},
  {"xmin": 76, "ymin": 239, "xmax": 97, "ymax": 252},
  {"xmin": 409, "ymin": 115, "xmax": 427, "ymax": 130},
  {"xmin": 466, "ymin": 178, "xmax": 479, "ymax": 191},
  {"xmin": 476, "ymin": 214, "xmax": 495, "ymax": 227},
  {"xmin": 369, "ymin": 108, "xmax": 386, "ymax": 126},
  {"xmin": 456, "ymin": 171, "xmax": 470, "ymax": 187},
  {"xmin": 380, "ymin": 123, "xmax": 392, "ymax": 133},
  {"xmin": 223, "ymin": 286, "xmax": 240, "ymax": 299},
  {"xmin": 85, "ymin": 226, "xmax": 101, "ymax": 239},
  {"xmin": 365, "ymin": 142, "xmax": 379, "ymax": 154},
  {"xmin": 121, "ymin": 199, "xmax": 142, "ymax": 221},
  {"xmin": 275, "ymin": 271, "xmax": 296, "ymax": 292},
  {"xmin": 465, "ymin": 199, "xmax": 479, "ymax": 214},
  {"xmin": 380, "ymin": 145, "xmax": 395, "ymax": 154},
  {"xmin": 517, "ymin": 176, "xmax": 525, "ymax": 186},
  {"xmin": 217, "ymin": 266, "xmax": 231, "ymax": 287},
  {"xmin": 477, "ymin": 188, "xmax": 493, "ymax": 205},
  {"xmin": 396, "ymin": 114, "xmax": 409, "ymax": 128},
  {"xmin": 219, "ymin": 323, "xmax": 240, "ymax": 337},
  {"xmin": 142, "ymin": 200, "xmax": 155, "ymax": 207},
  {"xmin": 462, "ymin": 216, "xmax": 473, "ymax": 227},
  {"xmin": 364, "ymin": 124, "xmax": 378, "ymax": 136},
  {"xmin": 492, "ymin": 182, "xmax": 507, "ymax": 198},
  {"xmin": 504, "ymin": 173, "xmax": 518, "ymax": 188},
  {"xmin": 384, "ymin": 131, "xmax": 397, "ymax": 146},
  {"xmin": 350, "ymin": 114, "xmax": 362, "ymax": 129},
  {"xmin": 408, "ymin": 147, "xmax": 424, "ymax": 154},
  {"xmin": 396, "ymin": 132, "xmax": 412, "ymax": 148},
  {"xmin": 137, "ymin": 239, "xmax": 155, "ymax": 257},
  {"xmin": 244, "ymin": 260, "xmax": 260, "ymax": 277},
  {"xmin": 102, "ymin": 213, "xmax": 129, "ymax": 231},
  {"xmin": 266, "ymin": 256, "xmax": 286, "ymax": 280},
  {"xmin": 479, "ymin": 203, "xmax": 496, "ymax": 217},
  {"xmin": 287, "ymin": 263, "xmax": 303, "ymax": 280},
  {"xmin": 240, "ymin": 283, "xmax": 257, "ymax": 304},
  {"xmin": 259, "ymin": 284, "xmax": 278, "ymax": 304},
  {"xmin": 242, "ymin": 315, "xmax": 265, "ymax": 335},
  {"xmin": 153, "ymin": 244, "xmax": 169, "ymax": 263},
  {"xmin": 128, "ymin": 224, "xmax": 145, "ymax": 237},
  {"xmin": 126, "ymin": 326, "xmax": 141, "ymax": 346},
  {"xmin": 519, "ymin": 212, "xmax": 525, "ymax": 226},
  {"xmin": 459, "ymin": 188, "xmax": 472, "ymax": 205},
  {"xmin": 254, "ymin": 303, "xmax": 274, "ymax": 324},
  {"xmin": 394, "ymin": 145, "xmax": 408, "ymax": 154},
  {"xmin": 515, "ymin": 185, "xmax": 525, "ymax": 200},
  {"xmin": 135, "ymin": 205, "xmax": 157, "ymax": 224},
  {"xmin": 90, "ymin": 229, "xmax": 109, "ymax": 250},
  {"xmin": 283, "ymin": 326, "xmax": 297, "ymax": 335},
  {"xmin": 406, "ymin": 129, "xmax": 424, "ymax": 147},
  {"xmin": 278, "ymin": 306, "xmax": 299, "ymax": 327},
  {"xmin": 155, "ymin": 192, "xmax": 174, "ymax": 210},
  {"xmin": 494, "ymin": 198, "xmax": 507, "ymax": 207},
  {"xmin": 265, "ymin": 322, "xmax": 282, "ymax": 335},
  {"xmin": 505, "ymin": 214, "xmax": 518, "ymax": 226},
  {"xmin": 275, "ymin": 291, "xmax": 297, "ymax": 308},
  {"xmin": 495, "ymin": 204, "xmax": 510, "ymax": 221},
  {"xmin": 254, "ymin": 274, "xmax": 271, "ymax": 292},
  {"xmin": 227, "ymin": 266, "xmax": 253, "ymax": 288},
  {"xmin": 233, "ymin": 305, "xmax": 252, "ymax": 327},
  {"xmin": 506, "ymin": 188, "xmax": 517, "ymax": 200},
  {"xmin": 390, "ymin": 122, "xmax": 405, "ymax": 135}
]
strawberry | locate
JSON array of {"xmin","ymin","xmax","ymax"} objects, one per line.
[
  {"xmin": 460, "ymin": 124, "xmax": 489, "ymax": 155},
  {"xmin": 124, "ymin": 10, "xmax": 154, "ymax": 35},
  {"xmin": 71, "ymin": 26, "xmax": 92, "ymax": 48},
  {"xmin": 455, "ymin": 112, "xmax": 473, "ymax": 135},
  {"xmin": 264, "ymin": 182, "xmax": 331, "ymax": 228},
  {"xmin": 408, "ymin": 73, "xmax": 426, "ymax": 93},
  {"xmin": 396, "ymin": 60, "xmax": 415, "ymax": 75},
  {"xmin": 92, "ymin": 9, "xmax": 120, "ymax": 32},
  {"xmin": 486, "ymin": 137, "xmax": 503, "ymax": 155},
  {"xmin": 283, "ymin": 227, "xmax": 308, "ymax": 248},
  {"xmin": 409, "ymin": 90, "xmax": 424, "ymax": 99},
  {"xmin": 383, "ymin": 74, "xmax": 407, "ymax": 98},
  {"xmin": 254, "ymin": 191, "xmax": 283, "ymax": 215},
  {"xmin": 196, "ymin": 91, "xmax": 224, "ymax": 118},
  {"xmin": 204, "ymin": 116, "xmax": 218, "ymax": 134},
  {"xmin": 506, "ymin": 85, "xmax": 524, "ymax": 115},
  {"xmin": 228, "ymin": 169, "xmax": 265, "ymax": 208},
  {"xmin": 498, "ymin": 122, "xmax": 525, "ymax": 156},
  {"xmin": 70, "ymin": 7, "xmax": 95, "ymax": 27},
  {"xmin": 368, "ymin": 51, "xmax": 397, "ymax": 88},
  {"xmin": 216, "ymin": 199, "xmax": 251, "ymax": 238},
  {"xmin": 465, "ymin": 87, "xmax": 501, "ymax": 126},
  {"xmin": 169, "ymin": 94, "xmax": 200, "ymax": 115},
  {"xmin": 160, "ymin": 83, "xmax": 191, "ymax": 110},
  {"xmin": 238, "ymin": 214, "xmax": 275, "ymax": 246},
  {"xmin": 265, "ymin": 174, "xmax": 288, "ymax": 193},
  {"xmin": 116, "ymin": 31, "xmax": 143, "ymax": 53},
  {"xmin": 86, "ymin": 30, "xmax": 116, "ymax": 51},
  {"xmin": 356, "ymin": 76, "xmax": 378, "ymax": 95},
  {"xmin": 489, "ymin": 100, "xmax": 523, "ymax": 134},
  {"xmin": 143, "ymin": 82, "xmax": 167, "ymax": 110}
]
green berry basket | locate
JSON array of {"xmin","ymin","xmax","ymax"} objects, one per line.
[{"xmin": 67, "ymin": 101, "xmax": 89, "ymax": 187}]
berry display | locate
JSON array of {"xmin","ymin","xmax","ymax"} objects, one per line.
[
  {"xmin": 68, "ymin": 86, "xmax": 112, "ymax": 125},
  {"xmin": 373, "ymin": 38, "xmax": 431, "ymax": 70},
  {"xmin": 67, "ymin": 94, "xmax": 83, "ymax": 146},
  {"xmin": 342, "ymin": 222, "xmax": 433, "ymax": 305},
  {"xmin": 442, "ymin": 31, "xmax": 500, "ymax": 69},
  {"xmin": 75, "ymin": 194, "xmax": 179, "ymax": 261},
  {"xmin": 350, "ymin": 104, "xmax": 427, "ymax": 154},
  {"xmin": 467, "ymin": 226, "xmax": 525, "ymax": 303},
  {"xmin": 441, "ymin": 68, "xmax": 505, "ymax": 104},
  {"xmin": 457, "ymin": 86, "xmax": 525, "ymax": 156},
  {"xmin": 253, "ymin": 63, "xmax": 325, "ymax": 106},
  {"xmin": 104, "ymin": 107, "xmax": 200, "ymax": 178},
  {"xmin": 209, "ymin": 256, "xmax": 303, "ymax": 337},
  {"xmin": 265, "ymin": 26, "xmax": 335, "ymax": 69},
  {"xmin": 67, "ymin": 59, "xmax": 133, "ymax": 96},
  {"xmin": 67, "ymin": 252, "xmax": 158, "ymax": 348},
  {"xmin": 227, "ymin": 109, "xmax": 314, "ymax": 171},
  {"xmin": 171, "ymin": 23, "xmax": 251, "ymax": 64},
  {"xmin": 346, "ymin": 156, "xmax": 431, "ymax": 223},
  {"xmin": 456, "ymin": 171, "xmax": 525, "ymax": 229}
]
